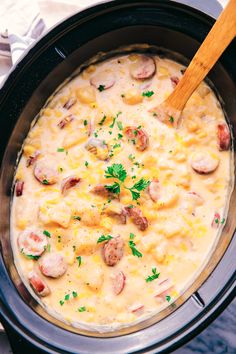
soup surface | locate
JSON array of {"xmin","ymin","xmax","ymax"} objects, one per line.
[{"xmin": 11, "ymin": 53, "xmax": 232, "ymax": 331}]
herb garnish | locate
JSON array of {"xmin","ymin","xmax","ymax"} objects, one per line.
[
  {"xmin": 98, "ymin": 115, "xmax": 107, "ymax": 126},
  {"xmin": 57, "ymin": 148, "xmax": 65, "ymax": 152},
  {"xmin": 97, "ymin": 234, "xmax": 113, "ymax": 243},
  {"xmin": 105, "ymin": 181, "xmax": 121, "ymax": 194},
  {"xmin": 166, "ymin": 295, "xmax": 171, "ymax": 302},
  {"xmin": 118, "ymin": 133, "xmax": 123, "ymax": 140},
  {"xmin": 73, "ymin": 215, "xmax": 81, "ymax": 221},
  {"xmin": 98, "ymin": 85, "xmax": 105, "ymax": 92},
  {"xmin": 142, "ymin": 91, "xmax": 154, "ymax": 97},
  {"xmin": 85, "ymin": 161, "xmax": 89, "ymax": 168},
  {"xmin": 59, "ymin": 300, "xmax": 64, "ymax": 306},
  {"xmin": 43, "ymin": 230, "xmax": 51, "ymax": 238},
  {"xmin": 42, "ymin": 179, "xmax": 49, "ymax": 185},
  {"xmin": 169, "ymin": 116, "xmax": 174, "ymax": 123},
  {"xmin": 125, "ymin": 178, "xmax": 150, "ymax": 201},
  {"xmin": 78, "ymin": 306, "xmax": 86, "ymax": 312},
  {"xmin": 117, "ymin": 121, "xmax": 123, "ymax": 130},
  {"xmin": 109, "ymin": 111, "xmax": 122, "ymax": 129},
  {"xmin": 83, "ymin": 120, "xmax": 88, "ymax": 126},
  {"xmin": 76, "ymin": 256, "xmax": 82, "ymax": 267},
  {"xmin": 128, "ymin": 233, "xmax": 142, "ymax": 257},
  {"xmin": 105, "ymin": 163, "xmax": 127, "ymax": 182},
  {"xmin": 64, "ymin": 294, "xmax": 70, "ymax": 301},
  {"xmin": 145, "ymin": 268, "xmax": 160, "ymax": 282},
  {"xmin": 72, "ymin": 291, "xmax": 78, "ymax": 298}
]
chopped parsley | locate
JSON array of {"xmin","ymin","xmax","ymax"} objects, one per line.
[
  {"xmin": 128, "ymin": 154, "xmax": 135, "ymax": 162},
  {"xmin": 97, "ymin": 234, "xmax": 113, "ymax": 243},
  {"xmin": 76, "ymin": 256, "xmax": 82, "ymax": 267},
  {"xmin": 98, "ymin": 115, "xmax": 107, "ymax": 125},
  {"xmin": 78, "ymin": 306, "xmax": 86, "ymax": 312},
  {"xmin": 169, "ymin": 116, "xmax": 174, "ymax": 123},
  {"xmin": 105, "ymin": 182, "xmax": 120, "ymax": 194},
  {"xmin": 142, "ymin": 91, "xmax": 154, "ymax": 97},
  {"xmin": 73, "ymin": 215, "xmax": 81, "ymax": 221},
  {"xmin": 215, "ymin": 218, "xmax": 219, "ymax": 224},
  {"xmin": 117, "ymin": 121, "xmax": 123, "ymax": 130},
  {"xmin": 47, "ymin": 244, "xmax": 51, "ymax": 252},
  {"xmin": 145, "ymin": 268, "xmax": 160, "ymax": 282},
  {"xmin": 72, "ymin": 291, "xmax": 78, "ymax": 298},
  {"xmin": 83, "ymin": 120, "xmax": 88, "ymax": 126},
  {"xmin": 26, "ymin": 254, "xmax": 40, "ymax": 260},
  {"xmin": 113, "ymin": 143, "xmax": 121, "ymax": 149},
  {"xmin": 128, "ymin": 234, "xmax": 142, "ymax": 258},
  {"xmin": 59, "ymin": 300, "xmax": 64, "ymax": 306},
  {"xmin": 94, "ymin": 131, "xmax": 98, "ymax": 138},
  {"xmin": 105, "ymin": 163, "xmax": 127, "ymax": 182},
  {"xmin": 98, "ymin": 84, "xmax": 105, "ymax": 92},
  {"xmin": 42, "ymin": 179, "xmax": 49, "ymax": 185},
  {"xmin": 85, "ymin": 161, "xmax": 89, "ymax": 168},
  {"xmin": 221, "ymin": 218, "xmax": 225, "ymax": 224},
  {"xmin": 64, "ymin": 294, "xmax": 70, "ymax": 301},
  {"xmin": 43, "ymin": 230, "xmax": 51, "ymax": 238},
  {"xmin": 57, "ymin": 148, "xmax": 65, "ymax": 152},
  {"xmin": 118, "ymin": 133, "xmax": 123, "ymax": 140},
  {"xmin": 166, "ymin": 295, "xmax": 171, "ymax": 302},
  {"xmin": 126, "ymin": 178, "xmax": 150, "ymax": 200},
  {"xmin": 109, "ymin": 111, "xmax": 122, "ymax": 129}
]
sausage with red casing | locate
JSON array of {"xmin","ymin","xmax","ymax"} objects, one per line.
[
  {"xmin": 217, "ymin": 123, "xmax": 230, "ymax": 151},
  {"xmin": 28, "ymin": 271, "xmax": 50, "ymax": 296},
  {"xmin": 39, "ymin": 253, "xmax": 67, "ymax": 278},
  {"xmin": 125, "ymin": 126, "xmax": 149, "ymax": 151},
  {"xmin": 124, "ymin": 206, "xmax": 148, "ymax": 231},
  {"xmin": 34, "ymin": 160, "xmax": 59, "ymax": 185},
  {"xmin": 130, "ymin": 55, "xmax": 156, "ymax": 80},
  {"xmin": 112, "ymin": 271, "xmax": 126, "ymax": 295},
  {"xmin": 18, "ymin": 229, "xmax": 48, "ymax": 256},
  {"xmin": 102, "ymin": 236, "xmax": 124, "ymax": 266}
]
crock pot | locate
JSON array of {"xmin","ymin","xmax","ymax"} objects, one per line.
[{"xmin": 0, "ymin": 1, "xmax": 235, "ymax": 353}]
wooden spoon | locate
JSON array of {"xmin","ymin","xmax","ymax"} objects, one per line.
[{"xmin": 150, "ymin": 0, "xmax": 236, "ymax": 126}]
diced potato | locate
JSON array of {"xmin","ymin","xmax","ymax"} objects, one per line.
[
  {"xmin": 123, "ymin": 89, "xmax": 143, "ymax": 105},
  {"xmin": 76, "ymin": 86, "xmax": 96, "ymax": 104},
  {"xmin": 83, "ymin": 264, "xmax": 104, "ymax": 291},
  {"xmin": 63, "ymin": 132, "xmax": 87, "ymax": 149},
  {"xmin": 80, "ymin": 207, "xmax": 101, "ymax": 227},
  {"xmin": 39, "ymin": 202, "xmax": 71, "ymax": 228}
]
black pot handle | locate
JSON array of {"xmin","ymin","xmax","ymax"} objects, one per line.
[{"xmin": 172, "ymin": 0, "xmax": 223, "ymax": 19}]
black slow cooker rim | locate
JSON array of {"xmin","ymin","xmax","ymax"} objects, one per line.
[{"xmin": 0, "ymin": 1, "xmax": 235, "ymax": 353}]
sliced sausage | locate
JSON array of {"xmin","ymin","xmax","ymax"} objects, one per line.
[
  {"xmin": 190, "ymin": 151, "xmax": 219, "ymax": 174},
  {"xmin": 154, "ymin": 278, "xmax": 173, "ymax": 298},
  {"xmin": 92, "ymin": 184, "xmax": 119, "ymax": 200},
  {"xmin": 105, "ymin": 207, "xmax": 127, "ymax": 224},
  {"xmin": 26, "ymin": 150, "xmax": 40, "ymax": 167},
  {"xmin": 128, "ymin": 302, "xmax": 144, "ymax": 313},
  {"xmin": 112, "ymin": 271, "xmax": 126, "ymax": 295},
  {"xmin": 124, "ymin": 206, "xmax": 148, "ymax": 231},
  {"xmin": 15, "ymin": 180, "xmax": 24, "ymax": 197},
  {"xmin": 124, "ymin": 126, "xmax": 149, "ymax": 151},
  {"xmin": 34, "ymin": 160, "xmax": 59, "ymax": 185},
  {"xmin": 39, "ymin": 253, "xmax": 67, "ymax": 278},
  {"xmin": 63, "ymin": 97, "xmax": 77, "ymax": 110},
  {"xmin": 57, "ymin": 114, "xmax": 74, "ymax": 129},
  {"xmin": 217, "ymin": 123, "xmax": 230, "ymax": 151},
  {"xmin": 102, "ymin": 236, "xmax": 124, "ymax": 266},
  {"xmin": 148, "ymin": 179, "xmax": 160, "ymax": 202},
  {"xmin": 85, "ymin": 138, "xmax": 109, "ymax": 160},
  {"xmin": 28, "ymin": 271, "xmax": 50, "ymax": 297},
  {"xmin": 170, "ymin": 76, "xmax": 179, "ymax": 88},
  {"xmin": 130, "ymin": 55, "xmax": 156, "ymax": 80},
  {"xmin": 18, "ymin": 229, "xmax": 48, "ymax": 256},
  {"xmin": 61, "ymin": 175, "xmax": 80, "ymax": 195},
  {"xmin": 211, "ymin": 212, "xmax": 221, "ymax": 229},
  {"xmin": 90, "ymin": 71, "xmax": 115, "ymax": 90}
]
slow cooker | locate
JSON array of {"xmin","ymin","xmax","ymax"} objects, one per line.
[{"xmin": 0, "ymin": 1, "xmax": 235, "ymax": 353}]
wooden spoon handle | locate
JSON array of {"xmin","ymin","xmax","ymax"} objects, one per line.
[{"xmin": 166, "ymin": 0, "xmax": 236, "ymax": 111}]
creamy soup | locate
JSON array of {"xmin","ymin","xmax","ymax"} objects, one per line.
[{"xmin": 11, "ymin": 53, "xmax": 232, "ymax": 331}]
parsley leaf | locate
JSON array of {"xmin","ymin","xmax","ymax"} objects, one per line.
[
  {"xmin": 109, "ymin": 111, "xmax": 122, "ymax": 128},
  {"xmin": 78, "ymin": 306, "xmax": 86, "ymax": 312},
  {"xmin": 166, "ymin": 295, "xmax": 171, "ymax": 302},
  {"xmin": 73, "ymin": 215, "xmax": 81, "ymax": 221},
  {"xmin": 221, "ymin": 218, "xmax": 225, "ymax": 224},
  {"xmin": 72, "ymin": 291, "xmax": 78, "ymax": 298},
  {"xmin": 132, "ymin": 178, "xmax": 150, "ymax": 191},
  {"xmin": 64, "ymin": 294, "xmax": 70, "ymax": 301},
  {"xmin": 105, "ymin": 182, "xmax": 120, "ymax": 194},
  {"xmin": 85, "ymin": 161, "xmax": 89, "ymax": 167},
  {"xmin": 169, "ymin": 116, "xmax": 174, "ymax": 123},
  {"xmin": 129, "ymin": 239, "xmax": 142, "ymax": 258},
  {"xmin": 97, "ymin": 235, "xmax": 113, "ymax": 243},
  {"xmin": 83, "ymin": 120, "xmax": 88, "ymax": 126},
  {"xmin": 76, "ymin": 256, "xmax": 82, "ymax": 267},
  {"xmin": 145, "ymin": 268, "xmax": 160, "ymax": 282},
  {"xmin": 118, "ymin": 133, "xmax": 123, "ymax": 140},
  {"xmin": 129, "ymin": 190, "xmax": 140, "ymax": 201},
  {"xmin": 43, "ymin": 230, "xmax": 51, "ymax": 238},
  {"xmin": 117, "ymin": 121, "xmax": 123, "ymax": 130},
  {"xmin": 57, "ymin": 148, "xmax": 65, "ymax": 152},
  {"xmin": 142, "ymin": 91, "xmax": 154, "ymax": 97},
  {"xmin": 59, "ymin": 300, "xmax": 64, "ymax": 306},
  {"xmin": 26, "ymin": 254, "xmax": 40, "ymax": 260},
  {"xmin": 105, "ymin": 163, "xmax": 127, "ymax": 182},
  {"xmin": 98, "ymin": 115, "xmax": 107, "ymax": 125},
  {"xmin": 98, "ymin": 85, "xmax": 105, "ymax": 92},
  {"xmin": 42, "ymin": 179, "xmax": 49, "ymax": 185}
]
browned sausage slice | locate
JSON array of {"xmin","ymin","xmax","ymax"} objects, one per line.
[
  {"xmin": 170, "ymin": 76, "xmax": 179, "ymax": 88},
  {"xmin": 91, "ymin": 184, "xmax": 119, "ymax": 200},
  {"xmin": 130, "ymin": 55, "xmax": 156, "ymax": 80},
  {"xmin": 102, "ymin": 236, "xmax": 124, "ymax": 266},
  {"xmin": 26, "ymin": 150, "xmax": 40, "ymax": 167},
  {"xmin": 28, "ymin": 271, "xmax": 50, "ymax": 296},
  {"xmin": 63, "ymin": 97, "xmax": 77, "ymax": 110},
  {"xmin": 90, "ymin": 71, "xmax": 115, "ymax": 90},
  {"xmin": 34, "ymin": 160, "xmax": 59, "ymax": 185},
  {"xmin": 85, "ymin": 138, "xmax": 109, "ymax": 160},
  {"xmin": 39, "ymin": 253, "xmax": 67, "ymax": 278},
  {"xmin": 217, "ymin": 123, "xmax": 230, "ymax": 151},
  {"xmin": 112, "ymin": 271, "xmax": 126, "ymax": 295},
  {"xmin": 124, "ymin": 206, "xmax": 148, "ymax": 231},
  {"xmin": 61, "ymin": 175, "xmax": 81, "ymax": 195},
  {"xmin": 15, "ymin": 180, "xmax": 24, "ymax": 197},
  {"xmin": 18, "ymin": 229, "xmax": 48, "ymax": 256},
  {"xmin": 148, "ymin": 179, "xmax": 160, "ymax": 202},
  {"xmin": 191, "ymin": 152, "xmax": 219, "ymax": 174},
  {"xmin": 57, "ymin": 114, "xmax": 74, "ymax": 129},
  {"xmin": 124, "ymin": 126, "xmax": 149, "ymax": 151}
]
